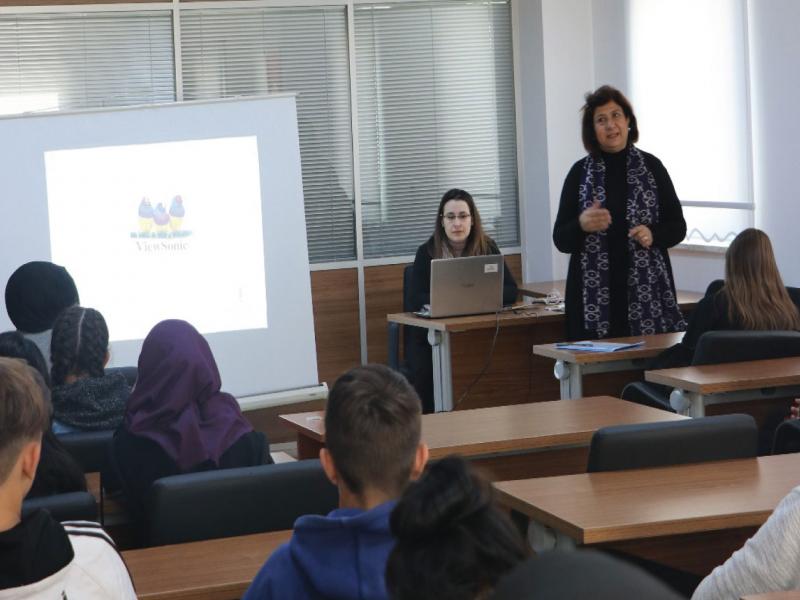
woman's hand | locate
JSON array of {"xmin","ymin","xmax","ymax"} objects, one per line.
[
  {"xmin": 579, "ymin": 200, "xmax": 612, "ymax": 233},
  {"xmin": 790, "ymin": 398, "xmax": 800, "ymax": 420},
  {"xmin": 629, "ymin": 224, "xmax": 653, "ymax": 248}
]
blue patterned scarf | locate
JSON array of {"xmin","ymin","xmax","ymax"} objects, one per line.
[{"xmin": 579, "ymin": 146, "xmax": 685, "ymax": 337}]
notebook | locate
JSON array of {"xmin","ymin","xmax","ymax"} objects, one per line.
[
  {"xmin": 555, "ymin": 341, "xmax": 645, "ymax": 353},
  {"xmin": 416, "ymin": 254, "xmax": 504, "ymax": 318}
]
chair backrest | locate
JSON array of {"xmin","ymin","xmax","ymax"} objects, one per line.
[
  {"xmin": 693, "ymin": 330, "xmax": 800, "ymax": 366},
  {"xmin": 105, "ymin": 365, "xmax": 138, "ymax": 387},
  {"xmin": 59, "ymin": 429, "xmax": 114, "ymax": 473},
  {"xmin": 773, "ymin": 419, "xmax": 800, "ymax": 455},
  {"xmin": 587, "ymin": 414, "xmax": 757, "ymax": 473},
  {"xmin": 490, "ymin": 550, "xmax": 684, "ymax": 600},
  {"xmin": 146, "ymin": 459, "xmax": 338, "ymax": 546},
  {"xmin": 23, "ymin": 491, "xmax": 98, "ymax": 522}
]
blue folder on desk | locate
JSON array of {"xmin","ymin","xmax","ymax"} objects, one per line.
[{"xmin": 555, "ymin": 341, "xmax": 644, "ymax": 353}]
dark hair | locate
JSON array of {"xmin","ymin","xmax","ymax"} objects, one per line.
[
  {"xmin": 0, "ymin": 358, "xmax": 50, "ymax": 483},
  {"xmin": 324, "ymin": 364, "xmax": 421, "ymax": 497},
  {"xmin": 0, "ymin": 331, "xmax": 51, "ymax": 388},
  {"xmin": 430, "ymin": 188, "xmax": 491, "ymax": 258},
  {"xmin": 386, "ymin": 456, "xmax": 528, "ymax": 600},
  {"xmin": 722, "ymin": 228, "xmax": 800, "ymax": 331},
  {"xmin": 581, "ymin": 85, "xmax": 639, "ymax": 155},
  {"xmin": 50, "ymin": 306, "xmax": 109, "ymax": 387}
]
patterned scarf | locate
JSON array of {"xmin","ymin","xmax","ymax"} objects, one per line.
[{"xmin": 579, "ymin": 146, "xmax": 685, "ymax": 337}]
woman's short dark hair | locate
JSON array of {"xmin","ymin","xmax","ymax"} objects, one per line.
[
  {"xmin": 581, "ymin": 85, "xmax": 639, "ymax": 155},
  {"xmin": 386, "ymin": 456, "xmax": 528, "ymax": 600},
  {"xmin": 0, "ymin": 330, "xmax": 51, "ymax": 388},
  {"xmin": 50, "ymin": 306, "xmax": 109, "ymax": 387}
]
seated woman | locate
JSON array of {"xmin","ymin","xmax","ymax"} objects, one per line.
[
  {"xmin": 0, "ymin": 331, "xmax": 86, "ymax": 498},
  {"xmin": 4, "ymin": 260, "xmax": 79, "ymax": 367},
  {"xmin": 386, "ymin": 456, "xmax": 528, "ymax": 600},
  {"xmin": 409, "ymin": 188, "xmax": 519, "ymax": 412},
  {"xmin": 50, "ymin": 306, "xmax": 129, "ymax": 434},
  {"xmin": 109, "ymin": 319, "xmax": 272, "ymax": 519},
  {"xmin": 653, "ymin": 228, "xmax": 800, "ymax": 369}
]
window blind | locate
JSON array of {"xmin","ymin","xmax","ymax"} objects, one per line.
[
  {"xmin": 180, "ymin": 6, "xmax": 356, "ymax": 263},
  {"xmin": 355, "ymin": 0, "xmax": 519, "ymax": 259},
  {"xmin": 0, "ymin": 11, "xmax": 174, "ymax": 114}
]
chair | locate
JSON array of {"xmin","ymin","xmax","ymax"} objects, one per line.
[
  {"xmin": 586, "ymin": 414, "xmax": 757, "ymax": 472},
  {"xmin": 622, "ymin": 330, "xmax": 800, "ymax": 412},
  {"xmin": 387, "ymin": 264, "xmax": 416, "ymax": 382},
  {"xmin": 105, "ymin": 365, "xmax": 138, "ymax": 388},
  {"xmin": 773, "ymin": 419, "xmax": 800, "ymax": 454},
  {"xmin": 23, "ymin": 491, "xmax": 98, "ymax": 522},
  {"xmin": 59, "ymin": 429, "xmax": 114, "ymax": 473},
  {"xmin": 490, "ymin": 551, "xmax": 685, "ymax": 600},
  {"xmin": 146, "ymin": 459, "xmax": 338, "ymax": 546}
]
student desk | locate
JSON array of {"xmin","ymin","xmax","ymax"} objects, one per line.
[
  {"xmin": 388, "ymin": 287, "xmax": 700, "ymax": 413},
  {"xmin": 494, "ymin": 453, "xmax": 800, "ymax": 576},
  {"xmin": 742, "ymin": 593, "xmax": 800, "ymax": 600},
  {"xmin": 534, "ymin": 332, "xmax": 684, "ymax": 399},
  {"xmin": 645, "ymin": 356, "xmax": 800, "ymax": 417},
  {"xmin": 279, "ymin": 397, "xmax": 687, "ymax": 481},
  {"xmin": 124, "ymin": 529, "xmax": 292, "ymax": 600}
]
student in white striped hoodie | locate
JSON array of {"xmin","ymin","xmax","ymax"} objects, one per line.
[{"xmin": 0, "ymin": 357, "xmax": 135, "ymax": 599}]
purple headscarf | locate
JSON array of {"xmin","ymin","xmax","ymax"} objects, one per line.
[{"xmin": 124, "ymin": 319, "xmax": 252, "ymax": 471}]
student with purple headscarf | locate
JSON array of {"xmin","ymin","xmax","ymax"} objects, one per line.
[{"xmin": 108, "ymin": 320, "xmax": 271, "ymax": 519}]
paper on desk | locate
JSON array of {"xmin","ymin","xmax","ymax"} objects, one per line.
[{"xmin": 555, "ymin": 341, "xmax": 645, "ymax": 352}]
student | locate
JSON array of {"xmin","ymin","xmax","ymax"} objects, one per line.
[
  {"xmin": 4, "ymin": 260, "xmax": 79, "ymax": 367},
  {"xmin": 0, "ymin": 357, "xmax": 136, "ymax": 598},
  {"xmin": 0, "ymin": 331, "xmax": 86, "ymax": 499},
  {"xmin": 243, "ymin": 364, "xmax": 429, "ymax": 600},
  {"xmin": 386, "ymin": 456, "xmax": 528, "ymax": 600},
  {"xmin": 654, "ymin": 228, "xmax": 800, "ymax": 369},
  {"xmin": 109, "ymin": 319, "xmax": 271, "ymax": 520},
  {"xmin": 692, "ymin": 484, "xmax": 800, "ymax": 599},
  {"xmin": 50, "ymin": 306, "xmax": 129, "ymax": 434},
  {"xmin": 409, "ymin": 188, "xmax": 519, "ymax": 412}
]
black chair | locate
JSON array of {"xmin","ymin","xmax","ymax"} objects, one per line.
[
  {"xmin": 59, "ymin": 429, "xmax": 114, "ymax": 473},
  {"xmin": 490, "ymin": 551, "xmax": 685, "ymax": 600},
  {"xmin": 587, "ymin": 414, "xmax": 758, "ymax": 472},
  {"xmin": 773, "ymin": 419, "xmax": 800, "ymax": 454},
  {"xmin": 623, "ymin": 330, "xmax": 800, "ymax": 412},
  {"xmin": 23, "ymin": 491, "xmax": 98, "ymax": 522},
  {"xmin": 105, "ymin": 365, "xmax": 138, "ymax": 388},
  {"xmin": 387, "ymin": 264, "xmax": 416, "ymax": 382},
  {"xmin": 146, "ymin": 459, "xmax": 338, "ymax": 546}
]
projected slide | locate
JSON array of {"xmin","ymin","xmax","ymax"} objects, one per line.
[{"xmin": 45, "ymin": 136, "xmax": 268, "ymax": 341}]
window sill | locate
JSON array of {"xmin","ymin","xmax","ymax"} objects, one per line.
[{"xmin": 673, "ymin": 242, "xmax": 728, "ymax": 255}]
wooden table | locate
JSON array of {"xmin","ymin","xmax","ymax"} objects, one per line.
[
  {"xmin": 388, "ymin": 286, "xmax": 701, "ymax": 412},
  {"xmin": 645, "ymin": 356, "xmax": 800, "ymax": 417},
  {"xmin": 280, "ymin": 397, "xmax": 687, "ymax": 481},
  {"xmin": 519, "ymin": 279, "xmax": 703, "ymax": 308},
  {"xmin": 534, "ymin": 332, "xmax": 684, "ymax": 399},
  {"xmin": 124, "ymin": 529, "xmax": 292, "ymax": 600},
  {"xmin": 494, "ymin": 453, "xmax": 800, "ymax": 576},
  {"xmin": 742, "ymin": 593, "xmax": 800, "ymax": 600}
]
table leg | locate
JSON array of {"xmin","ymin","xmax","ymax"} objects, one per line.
[
  {"xmin": 554, "ymin": 360, "xmax": 583, "ymax": 399},
  {"xmin": 688, "ymin": 392, "xmax": 706, "ymax": 418},
  {"xmin": 527, "ymin": 520, "xmax": 577, "ymax": 553},
  {"xmin": 428, "ymin": 329, "xmax": 454, "ymax": 412}
]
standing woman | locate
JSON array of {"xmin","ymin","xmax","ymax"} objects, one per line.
[
  {"xmin": 409, "ymin": 188, "xmax": 518, "ymax": 412},
  {"xmin": 553, "ymin": 85, "xmax": 687, "ymax": 340}
]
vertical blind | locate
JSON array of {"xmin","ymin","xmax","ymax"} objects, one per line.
[
  {"xmin": 180, "ymin": 6, "xmax": 356, "ymax": 263},
  {"xmin": 355, "ymin": 0, "xmax": 519, "ymax": 258},
  {"xmin": 0, "ymin": 11, "xmax": 174, "ymax": 114}
]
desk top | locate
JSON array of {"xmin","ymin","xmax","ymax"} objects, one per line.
[
  {"xmin": 645, "ymin": 356, "xmax": 800, "ymax": 394},
  {"xmin": 280, "ymin": 397, "xmax": 686, "ymax": 458},
  {"xmin": 494, "ymin": 453, "xmax": 800, "ymax": 545},
  {"xmin": 519, "ymin": 280, "xmax": 703, "ymax": 309},
  {"xmin": 387, "ymin": 304, "xmax": 561, "ymax": 333},
  {"xmin": 533, "ymin": 332, "xmax": 684, "ymax": 364},
  {"xmin": 124, "ymin": 529, "xmax": 292, "ymax": 600},
  {"xmin": 742, "ymin": 593, "xmax": 800, "ymax": 600}
]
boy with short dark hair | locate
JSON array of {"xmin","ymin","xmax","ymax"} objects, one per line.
[
  {"xmin": 0, "ymin": 357, "xmax": 136, "ymax": 599},
  {"xmin": 244, "ymin": 364, "xmax": 428, "ymax": 600}
]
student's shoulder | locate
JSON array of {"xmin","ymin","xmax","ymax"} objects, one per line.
[
  {"xmin": 64, "ymin": 522, "xmax": 136, "ymax": 598},
  {"xmin": 244, "ymin": 542, "xmax": 297, "ymax": 600}
]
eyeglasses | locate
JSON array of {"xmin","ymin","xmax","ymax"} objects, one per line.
[{"xmin": 442, "ymin": 212, "xmax": 472, "ymax": 223}]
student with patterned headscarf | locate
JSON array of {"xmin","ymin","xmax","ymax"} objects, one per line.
[{"xmin": 553, "ymin": 85, "xmax": 686, "ymax": 341}]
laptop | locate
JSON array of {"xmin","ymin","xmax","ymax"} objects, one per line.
[{"xmin": 416, "ymin": 254, "xmax": 504, "ymax": 318}]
